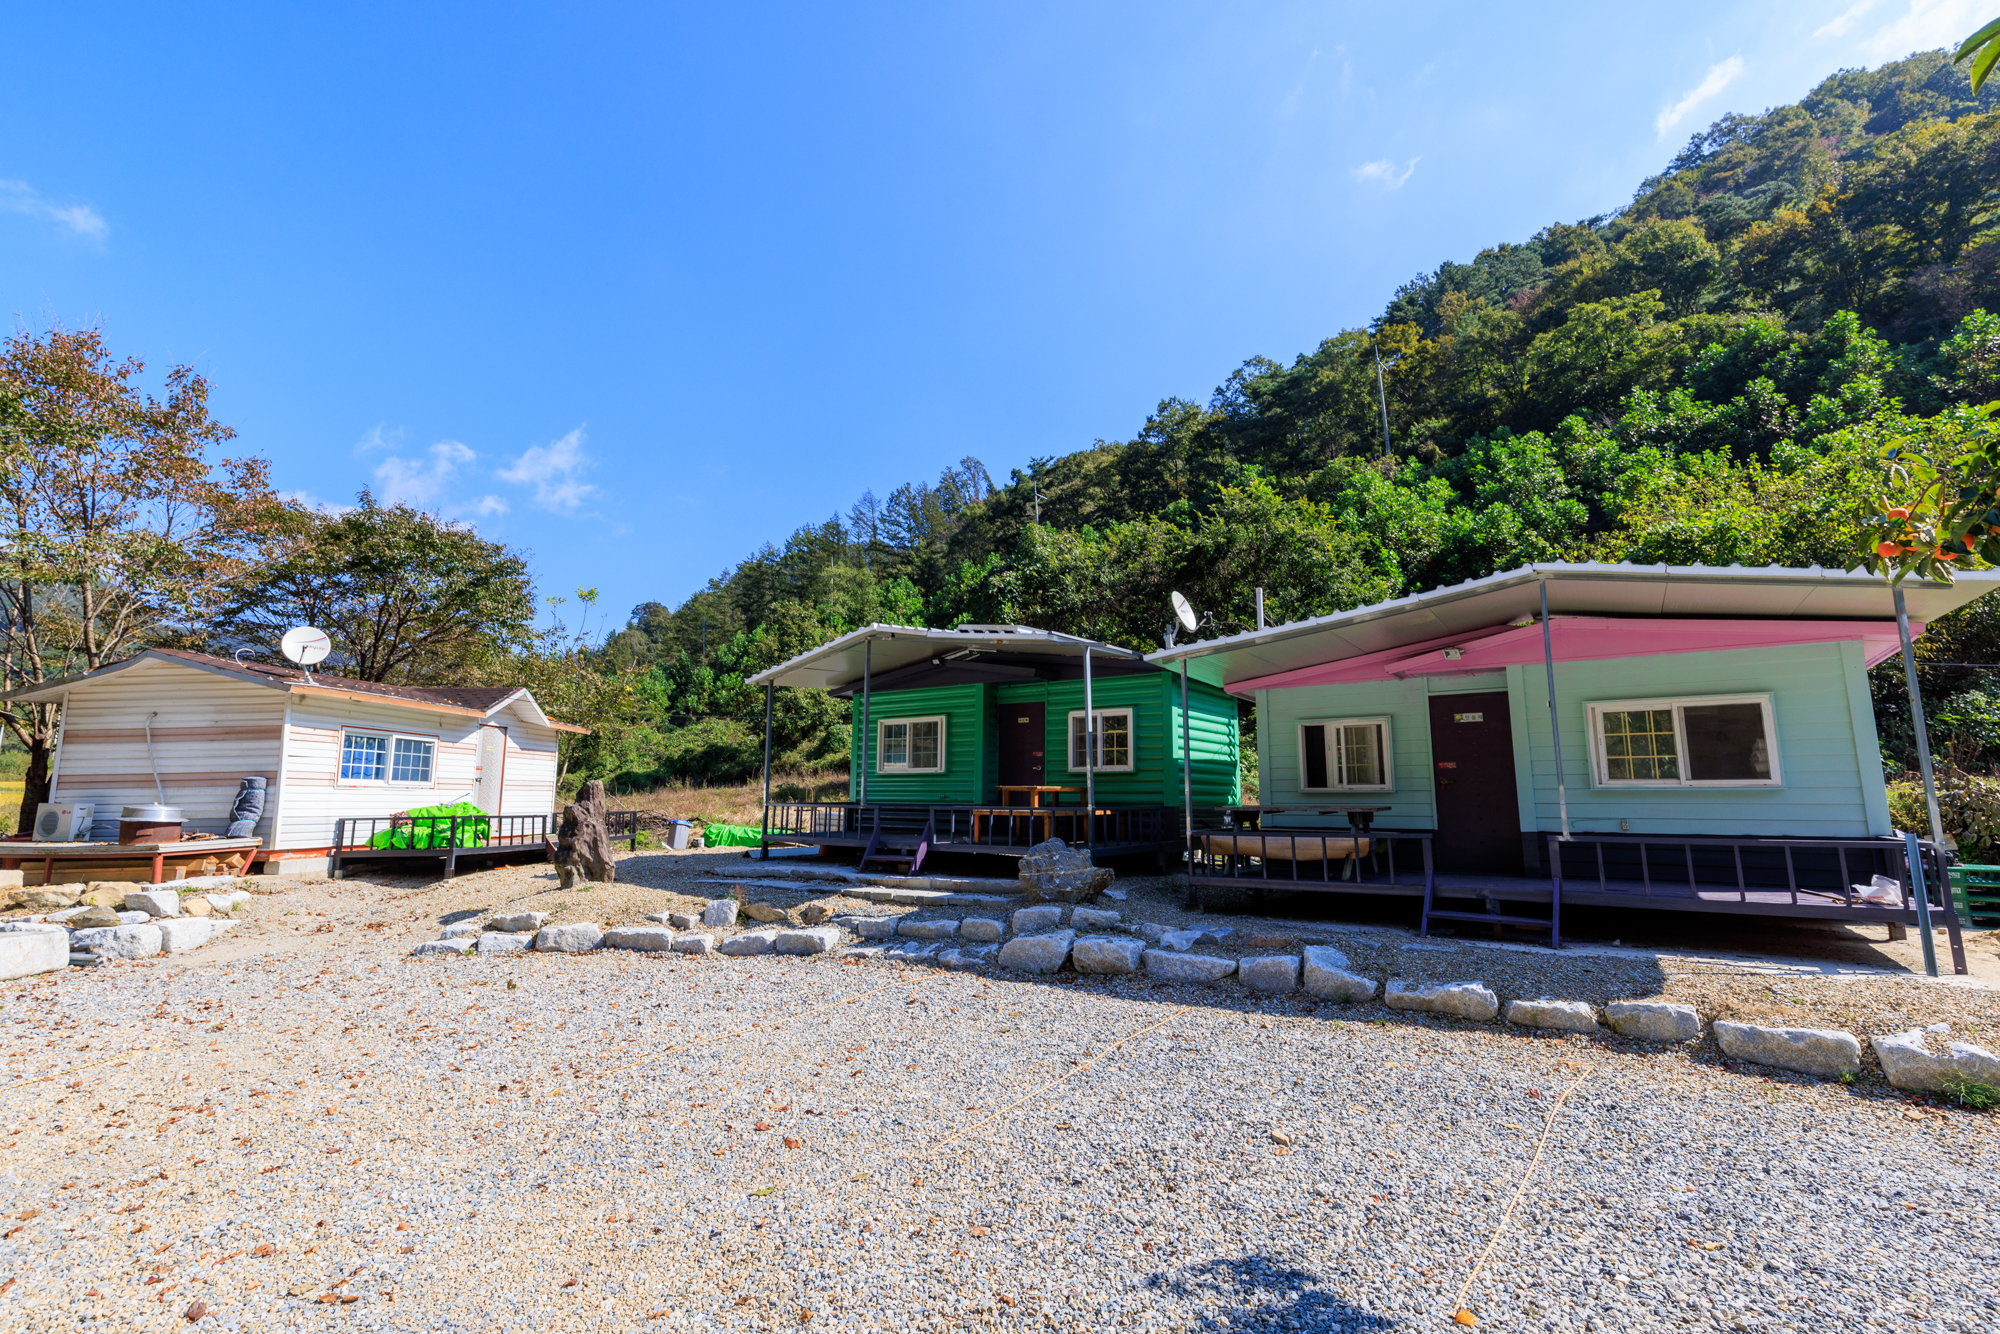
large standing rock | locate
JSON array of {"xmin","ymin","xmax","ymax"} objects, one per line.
[
  {"xmin": 1302, "ymin": 946, "xmax": 1376, "ymax": 1002},
  {"xmin": 1714, "ymin": 1020, "xmax": 1862, "ymax": 1079},
  {"xmin": 1605, "ymin": 1000, "xmax": 1701, "ymax": 1043},
  {"xmin": 1872, "ymin": 1025, "xmax": 2000, "ymax": 1092},
  {"xmin": 1016, "ymin": 839, "xmax": 1113, "ymax": 904},
  {"xmin": 998, "ymin": 929, "xmax": 1076, "ymax": 974},
  {"xmin": 0, "ymin": 925, "xmax": 69, "ymax": 981},
  {"xmin": 1071, "ymin": 935, "xmax": 1145, "ymax": 975},
  {"xmin": 1384, "ymin": 979, "xmax": 1499, "ymax": 1021},
  {"xmin": 554, "ymin": 780, "xmax": 618, "ymax": 888}
]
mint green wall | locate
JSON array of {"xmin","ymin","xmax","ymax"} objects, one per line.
[
  {"xmin": 1254, "ymin": 645, "xmax": 1890, "ymax": 838},
  {"xmin": 843, "ymin": 673, "xmax": 1238, "ymax": 806},
  {"xmin": 847, "ymin": 683, "xmax": 990, "ymax": 804},
  {"xmin": 1507, "ymin": 641, "xmax": 1890, "ymax": 838}
]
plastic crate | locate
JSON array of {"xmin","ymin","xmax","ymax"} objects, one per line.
[{"xmin": 1947, "ymin": 864, "xmax": 2000, "ymax": 928}]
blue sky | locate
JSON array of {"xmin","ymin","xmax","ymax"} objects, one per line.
[{"xmin": 2, "ymin": 1, "xmax": 1984, "ymax": 638}]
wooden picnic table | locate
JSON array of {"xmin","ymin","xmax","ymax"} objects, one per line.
[{"xmin": 996, "ymin": 785, "xmax": 1084, "ymax": 807}]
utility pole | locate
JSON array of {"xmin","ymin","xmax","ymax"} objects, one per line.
[{"xmin": 1374, "ymin": 344, "xmax": 1393, "ymax": 458}]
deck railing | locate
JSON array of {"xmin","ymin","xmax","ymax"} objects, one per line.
[
  {"xmin": 1546, "ymin": 831, "xmax": 1953, "ymax": 911},
  {"xmin": 1188, "ymin": 827, "xmax": 1435, "ymax": 887},
  {"xmin": 763, "ymin": 801, "xmax": 1180, "ymax": 848},
  {"xmin": 332, "ymin": 813, "xmax": 555, "ymax": 855}
]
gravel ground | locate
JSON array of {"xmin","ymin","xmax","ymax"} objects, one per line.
[{"xmin": 2, "ymin": 855, "xmax": 1996, "ymax": 1332}]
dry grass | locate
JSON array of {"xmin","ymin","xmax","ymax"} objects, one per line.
[{"xmin": 604, "ymin": 772, "xmax": 849, "ymax": 827}]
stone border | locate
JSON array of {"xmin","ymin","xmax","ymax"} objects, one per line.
[{"xmin": 403, "ymin": 897, "xmax": 1998, "ymax": 1093}]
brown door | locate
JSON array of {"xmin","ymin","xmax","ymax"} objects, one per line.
[
  {"xmin": 1428, "ymin": 692, "xmax": 1522, "ymax": 874},
  {"xmin": 998, "ymin": 703, "xmax": 1046, "ymax": 799}
]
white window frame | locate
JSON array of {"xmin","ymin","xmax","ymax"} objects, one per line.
[
  {"xmin": 1585, "ymin": 693, "xmax": 1782, "ymax": 789},
  {"xmin": 1297, "ymin": 717, "xmax": 1394, "ymax": 793},
  {"xmin": 876, "ymin": 715, "xmax": 947, "ymax": 774},
  {"xmin": 1066, "ymin": 708, "xmax": 1135, "ymax": 773},
  {"xmin": 338, "ymin": 728, "xmax": 439, "ymax": 788}
]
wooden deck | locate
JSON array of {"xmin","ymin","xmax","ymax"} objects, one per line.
[
  {"xmin": 0, "ymin": 836, "xmax": 262, "ymax": 885},
  {"xmin": 1187, "ymin": 828, "xmax": 1970, "ymax": 973}
]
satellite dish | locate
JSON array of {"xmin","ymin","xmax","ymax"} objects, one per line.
[
  {"xmin": 280, "ymin": 626, "xmax": 331, "ymax": 667},
  {"xmin": 1170, "ymin": 591, "xmax": 1198, "ymax": 634}
]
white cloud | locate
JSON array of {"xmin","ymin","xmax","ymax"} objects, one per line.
[
  {"xmin": 373, "ymin": 440, "xmax": 476, "ymax": 509},
  {"xmin": 469, "ymin": 494, "xmax": 510, "ymax": 517},
  {"xmin": 0, "ymin": 179, "xmax": 108, "ymax": 242},
  {"xmin": 1816, "ymin": 0, "xmax": 1882, "ymax": 39},
  {"xmin": 499, "ymin": 427, "xmax": 596, "ymax": 512},
  {"xmin": 282, "ymin": 489, "xmax": 355, "ymax": 516},
  {"xmin": 1859, "ymin": 0, "xmax": 1988, "ymax": 58},
  {"xmin": 1351, "ymin": 157, "xmax": 1419, "ymax": 189},
  {"xmin": 1656, "ymin": 57, "xmax": 1746, "ymax": 140},
  {"xmin": 352, "ymin": 424, "xmax": 402, "ymax": 454}
]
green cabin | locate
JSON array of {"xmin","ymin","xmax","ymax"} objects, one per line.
[{"xmin": 749, "ymin": 624, "xmax": 1240, "ymax": 863}]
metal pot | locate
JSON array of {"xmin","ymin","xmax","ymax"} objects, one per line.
[{"xmin": 121, "ymin": 805, "xmax": 184, "ymax": 823}]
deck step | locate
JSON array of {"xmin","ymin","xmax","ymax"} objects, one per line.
[{"xmin": 1424, "ymin": 910, "xmax": 1554, "ymax": 928}]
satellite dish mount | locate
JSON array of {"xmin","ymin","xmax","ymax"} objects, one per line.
[
  {"xmin": 1165, "ymin": 591, "xmax": 1209, "ymax": 647},
  {"xmin": 280, "ymin": 625, "xmax": 331, "ymax": 685}
]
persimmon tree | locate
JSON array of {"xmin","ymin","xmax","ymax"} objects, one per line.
[
  {"xmin": 0, "ymin": 326, "xmax": 287, "ymax": 828},
  {"xmin": 1853, "ymin": 405, "xmax": 2000, "ymax": 584}
]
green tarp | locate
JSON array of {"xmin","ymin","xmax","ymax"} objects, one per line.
[
  {"xmin": 370, "ymin": 802, "xmax": 491, "ymax": 849},
  {"xmin": 700, "ymin": 822, "xmax": 764, "ymax": 847}
]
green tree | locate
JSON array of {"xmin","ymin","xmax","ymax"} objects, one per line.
[{"xmin": 205, "ymin": 493, "xmax": 536, "ymax": 684}]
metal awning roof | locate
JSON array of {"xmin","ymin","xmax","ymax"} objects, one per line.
[
  {"xmin": 1148, "ymin": 562, "xmax": 2000, "ymax": 692},
  {"xmin": 747, "ymin": 624, "xmax": 1150, "ymax": 692}
]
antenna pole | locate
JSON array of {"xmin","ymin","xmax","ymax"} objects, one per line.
[{"xmin": 1374, "ymin": 344, "xmax": 1393, "ymax": 458}]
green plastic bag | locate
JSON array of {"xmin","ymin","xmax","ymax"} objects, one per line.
[
  {"xmin": 370, "ymin": 802, "xmax": 491, "ymax": 850},
  {"xmin": 700, "ymin": 822, "xmax": 764, "ymax": 847}
]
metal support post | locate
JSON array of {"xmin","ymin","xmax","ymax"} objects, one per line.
[
  {"xmin": 759, "ymin": 683, "xmax": 774, "ymax": 860},
  {"xmin": 1541, "ymin": 580, "xmax": 1571, "ymax": 841},
  {"xmin": 858, "ymin": 640, "xmax": 871, "ymax": 808},
  {"xmin": 1180, "ymin": 660, "xmax": 1194, "ymax": 902},
  {"xmin": 1083, "ymin": 645, "xmax": 1095, "ymax": 849},
  {"xmin": 1894, "ymin": 584, "xmax": 1943, "ymax": 977}
]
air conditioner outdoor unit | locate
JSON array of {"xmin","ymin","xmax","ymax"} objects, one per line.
[{"xmin": 33, "ymin": 802, "xmax": 94, "ymax": 843}]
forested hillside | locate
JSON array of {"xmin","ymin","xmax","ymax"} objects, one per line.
[{"xmin": 581, "ymin": 49, "xmax": 2000, "ymax": 791}]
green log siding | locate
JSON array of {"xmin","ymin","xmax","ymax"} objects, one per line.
[
  {"xmin": 848, "ymin": 683, "xmax": 991, "ymax": 804},
  {"xmin": 1254, "ymin": 645, "xmax": 1890, "ymax": 839},
  {"xmin": 847, "ymin": 673, "xmax": 1240, "ymax": 807}
]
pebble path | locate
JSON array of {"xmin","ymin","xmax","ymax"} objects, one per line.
[{"xmin": 0, "ymin": 877, "xmax": 1994, "ymax": 1332}]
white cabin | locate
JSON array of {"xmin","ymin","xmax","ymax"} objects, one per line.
[{"xmin": 9, "ymin": 650, "xmax": 578, "ymax": 873}]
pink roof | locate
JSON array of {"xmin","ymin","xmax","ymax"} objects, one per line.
[{"xmin": 1229, "ymin": 617, "xmax": 1917, "ymax": 694}]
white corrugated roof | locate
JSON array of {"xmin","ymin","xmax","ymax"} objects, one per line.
[
  {"xmin": 1147, "ymin": 562, "xmax": 2000, "ymax": 689},
  {"xmin": 746, "ymin": 624, "xmax": 1146, "ymax": 691}
]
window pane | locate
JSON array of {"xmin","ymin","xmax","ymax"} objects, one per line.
[
  {"xmin": 1682, "ymin": 703, "xmax": 1770, "ymax": 781},
  {"xmin": 392, "ymin": 738, "xmax": 434, "ymax": 784},
  {"xmin": 1601, "ymin": 709, "xmax": 1678, "ymax": 781},
  {"xmin": 1301, "ymin": 725, "xmax": 1328, "ymax": 789},
  {"xmin": 909, "ymin": 720, "xmax": 940, "ymax": 770},
  {"xmin": 882, "ymin": 722, "xmax": 908, "ymax": 767},
  {"xmin": 1071, "ymin": 715, "xmax": 1090, "ymax": 769},
  {"xmin": 1338, "ymin": 724, "xmax": 1381, "ymax": 786},
  {"xmin": 1099, "ymin": 713, "xmax": 1129, "ymax": 767},
  {"xmin": 340, "ymin": 733, "xmax": 387, "ymax": 781}
]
